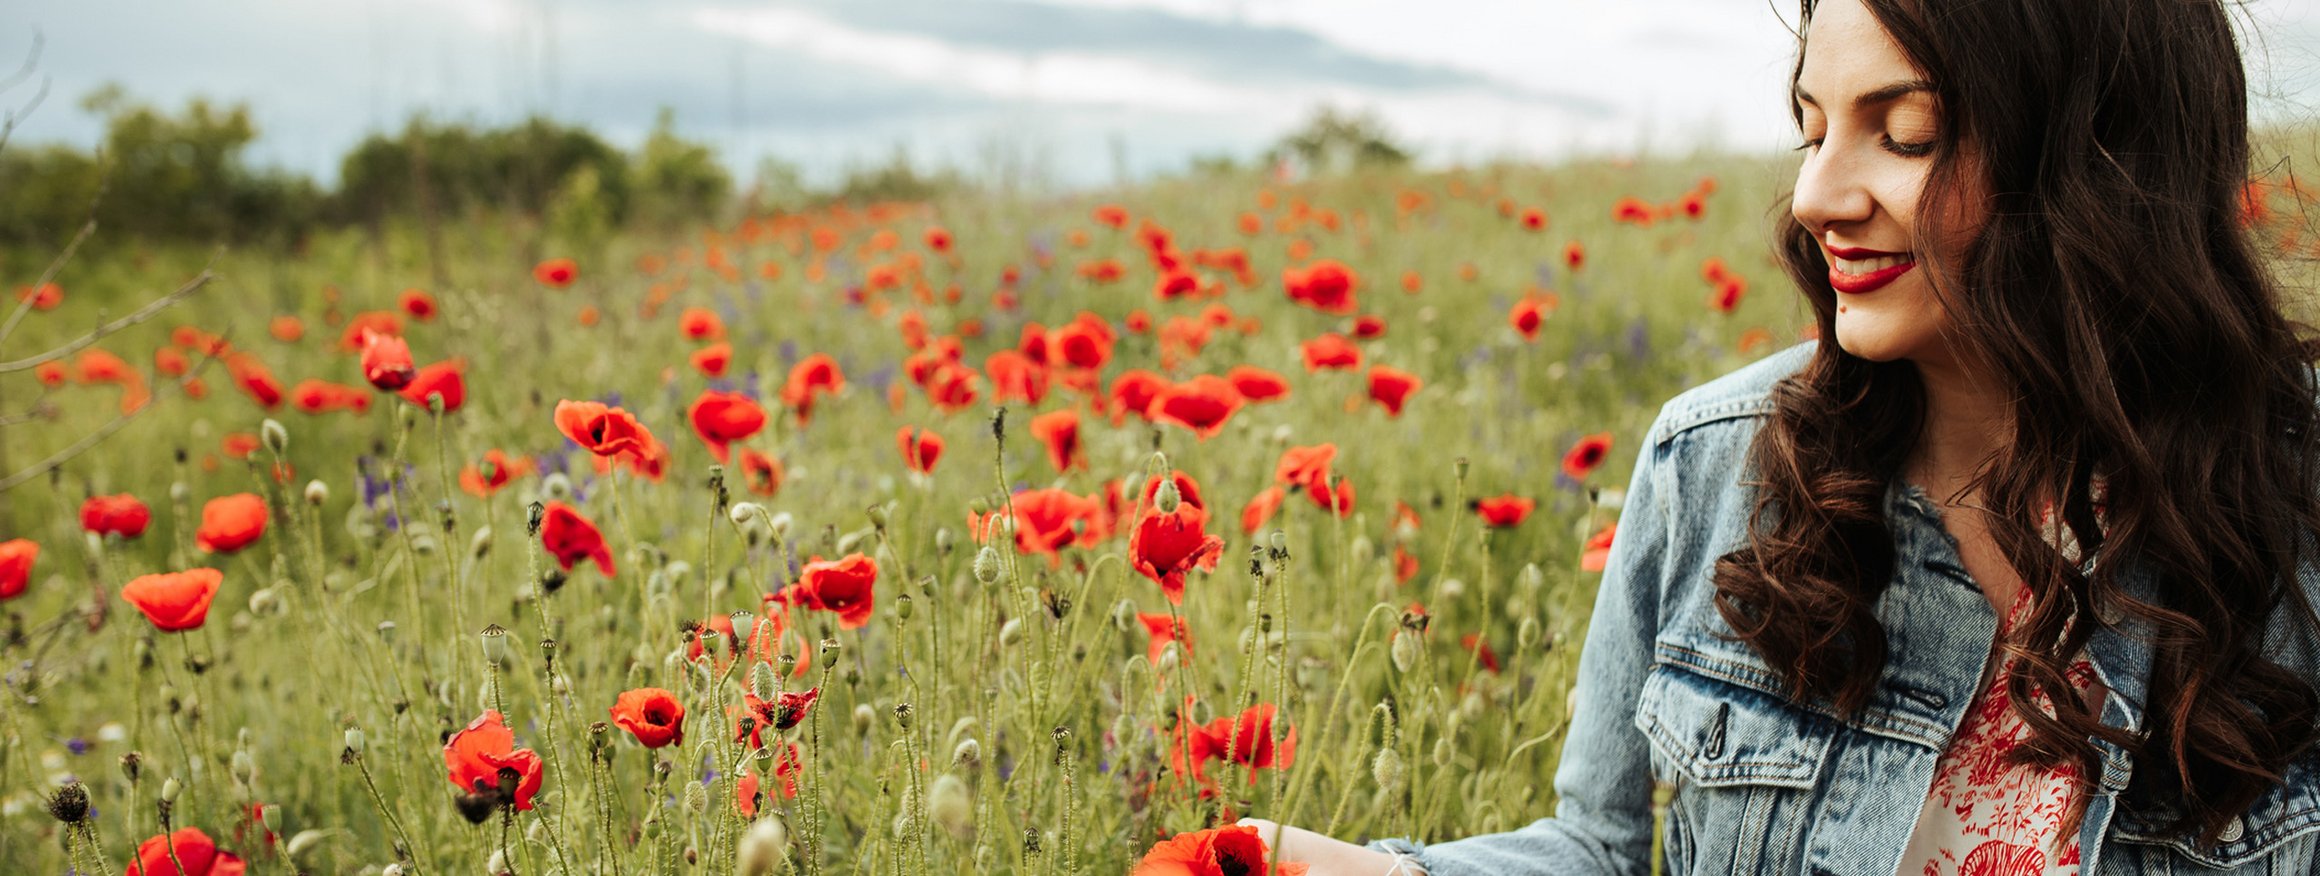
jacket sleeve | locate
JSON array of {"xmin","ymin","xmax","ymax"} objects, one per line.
[{"xmin": 1367, "ymin": 416, "xmax": 1674, "ymax": 875}]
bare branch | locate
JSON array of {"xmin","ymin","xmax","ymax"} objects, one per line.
[
  {"xmin": 0, "ymin": 218, "xmax": 93, "ymax": 347},
  {"xmin": 0, "ymin": 33, "xmax": 49, "ymax": 158},
  {"xmin": 0, "ymin": 32, "xmax": 43, "ymax": 96},
  {"xmin": 0, "ymin": 266, "xmax": 214, "ymax": 374},
  {"xmin": 0, "ymin": 325, "xmax": 229, "ymax": 492}
]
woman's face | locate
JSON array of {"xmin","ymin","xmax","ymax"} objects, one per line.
[{"xmin": 1791, "ymin": 0, "xmax": 1985, "ymax": 369}]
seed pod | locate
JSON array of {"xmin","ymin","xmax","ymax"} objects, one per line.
[
  {"xmin": 1372, "ymin": 747, "xmax": 1406, "ymax": 792},
  {"xmin": 260, "ymin": 418, "xmax": 289, "ymax": 454},
  {"xmin": 303, "ymin": 480, "xmax": 329, "ymax": 506},
  {"xmin": 973, "ymin": 546, "xmax": 1001, "ymax": 585},
  {"xmin": 852, "ymin": 704, "xmax": 875, "ymax": 736},
  {"xmin": 1390, "ymin": 630, "xmax": 1420, "ymax": 673},
  {"xmin": 999, "ymin": 617, "xmax": 1024, "ymax": 647},
  {"xmin": 894, "ymin": 594, "xmax": 913, "ymax": 620},
  {"xmin": 952, "ymin": 738, "xmax": 981, "ymax": 769},
  {"xmin": 160, "ymin": 777, "xmax": 181, "ymax": 804},
  {"xmin": 344, "ymin": 729, "xmax": 366, "ymax": 755},
  {"xmin": 479, "ymin": 624, "xmax": 510, "ymax": 664},
  {"xmin": 736, "ymin": 816, "xmax": 789, "ymax": 876},
  {"xmin": 45, "ymin": 782, "xmax": 89, "ymax": 823}
]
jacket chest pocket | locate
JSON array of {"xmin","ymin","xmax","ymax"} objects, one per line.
[
  {"xmin": 1635, "ymin": 660, "xmax": 1839, "ymax": 874},
  {"xmin": 2110, "ymin": 753, "xmax": 2320, "ymax": 873}
]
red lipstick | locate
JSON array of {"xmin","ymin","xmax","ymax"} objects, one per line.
[{"xmin": 1826, "ymin": 244, "xmax": 1916, "ymax": 294}]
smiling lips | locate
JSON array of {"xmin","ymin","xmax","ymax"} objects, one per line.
[{"xmin": 1826, "ymin": 245, "xmax": 1916, "ymax": 294}]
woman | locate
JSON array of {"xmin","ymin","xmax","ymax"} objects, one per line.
[{"xmin": 1245, "ymin": 0, "xmax": 2320, "ymax": 872}]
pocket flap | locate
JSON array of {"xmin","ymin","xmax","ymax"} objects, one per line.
[
  {"xmin": 1635, "ymin": 661, "xmax": 1837, "ymax": 789},
  {"xmin": 2113, "ymin": 752, "xmax": 2320, "ymax": 869}
]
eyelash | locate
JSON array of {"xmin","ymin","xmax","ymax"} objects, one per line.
[{"xmin": 1794, "ymin": 135, "xmax": 1937, "ymax": 158}]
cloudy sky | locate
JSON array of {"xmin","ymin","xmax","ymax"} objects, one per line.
[{"xmin": 6, "ymin": 0, "xmax": 2320, "ymax": 188}]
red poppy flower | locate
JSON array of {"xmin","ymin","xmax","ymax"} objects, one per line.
[
  {"xmin": 1198, "ymin": 703, "xmax": 1297, "ymax": 773},
  {"xmin": 336, "ymin": 311, "xmax": 402, "ymax": 352},
  {"xmin": 1137, "ymin": 612, "xmax": 1193, "ymax": 664},
  {"xmin": 1581, "ymin": 522, "xmax": 1618, "ymax": 572},
  {"xmin": 1129, "ymin": 507, "xmax": 1224, "ymax": 606},
  {"xmin": 120, "ymin": 568, "xmax": 223, "ymax": 632},
  {"xmin": 82, "ymin": 493, "xmax": 152, "ymax": 538},
  {"xmin": 610, "ymin": 688, "xmax": 686, "ymax": 748},
  {"xmin": 1273, "ymin": 445, "xmax": 1336, "ymax": 488},
  {"xmin": 1149, "ymin": 375, "xmax": 1244, "ymax": 441},
  {"xmin": 541, "ymin": 501, "xmax": 614, "ymax": 577},
  {"xmin": 1562, "ymin": 432, "xmax": 1614, "ymax": 481},
  {"xmin": 1474, "ymin": 494, "xmax": 1535, "ymax": 528},
  {"xmin": 735, "ymin": 688, "xmax": 820, "ymax": 749},
  {"xmin": 221, "ymin": 433, "xmax": 260, "ymax": 459},
  {"xmin": 554, "ymin": 400, "xmax": 652, "ymax": 459},
  {"xmin": 923, "ymin": 362, "xmax": 982, "ymax": 413},
  {"xmin": 0, "ymin": 539, "xmax": 36, "ymax": 600},
  {"xmin": 1240, "ymin": 487, "xmax": 1284, "ymax": 536},
  {"xmin": 1367, "ymin": 365, "xmax": 1422, "ymax": 416},
  {"xmin": 1108, "ymin": 370, "xmax": 1170, "ymax": 424},
  {"xmin": 1510, "ymin": 298, "xmax": 1547, "ymax": 341},
  {"xmin": 1009, "ymin": 488, "xmax": 1100, "ymax": 562},
  {"xmin": 1461, "ymin": 633, "xmax": 1503, "ymax": 673},
  {"xmin": 792, "ymin": 554, "xmax": 877, "ymax": 629},
  {"xmin": 1612, "ymin": 196, "xmax": 1656, "ymax": 226},
  {"xmin": 124, "ymin": 827, "xmax": 246, "ymax": 876},
  {"xmin": 1052, "ymin": 318, "xmax": 1114, "ymax": 370},
  {"xmin": 269, "ymin": 315, "xmax": 304, "ymax": 343},
  {"xmin": 1029, "ymin": 410, "xmax": 1083, "ymax": 474},
  {"xmin": 195, "ymin": 493, "xmax": 268, "ymax": 554},
  {"xmin": 1282, "ymin": 259, "xmax": 1358, "ymax": 314},
  {"xmin": 289, "ymin": 379, "xmax": 363, "ymax": 415},
  {"xmin": 1133, "ymin": 824, "xmax": 1306, "ymax": 876},
  {"xmin": 690, "ymin": 342, "xmax": 732, "ymax": 378},
  {"xmin": 896, "ymin": 426, "xmax": 945, "ymax": 474},
  {"xmin": 16, "ymin": 281, "xmax": 61, "ymax": 310},
  {"xmin": 1223, "ymin": 366, "xmax": 1289, "ymax": 404},
  {"xmin": 739, "ymin": 449, "xmax": 784, "ymax": 497},
  {"xmin": 1299, "ymin": 333, "xmax": 1361, "ymax": 372},
  {"xmin": 226, "ymin": 354, "xmax": 284, "ymax": 409},
  {"xmin": 459, "ymin": 449, "xmax": 532, "ymax": 498},
  {"xmin": 1710, "ymin": 276, "xmax": 1746, "ymax": 313},
  {"xmin": 985, "ymin": 350, "xmax": 1048, "ymax": 406},
  {"xmin": 1092, "ymin": 204, "xmax": 1130, "ymax": 228},
  {"xmin": 688, "ymin": 390, "xmax": 767, "ymax": 464},
  {"xmin": 779, "ymin": 354, "xmax": 846, "ymax": 424},
  {"xmin": 155, "ymin": 346, "xmax": 190, "ymax": 377},
  {"xmin": 444, "ymin": 709, "xmax": 545, "ymax": 811},
  {"xmin": 400, "ymin": 288, "xmax": 438, "ymax": 321},
  {"xmin": 1564, "ymin": 241, "xmax": 1586, "ymax": 270},
  {"xmin": 35, "ymin": 360, "xmax": 65, "ymax": 387},
  {"xmin": 74, "ymin": 347, "xmax": 135, "ymax": 383},
  {"xmin": 534, "ymin": 258, "xmax": 578, "ymax": 288},
  {"xmin": 679, "ymin": 307, "xmax": 726, "ymax": 341},
  {"xmin": 398, "ymin": 359, "xmax": 466, "ymax": 412},
  {"xmin": 1307, "ymin": 476, "xmax": 1355, "ymax": 517},
  {"xmin": 1520, "ymin": 207, "xmax": 1548, "ymax": 231}
]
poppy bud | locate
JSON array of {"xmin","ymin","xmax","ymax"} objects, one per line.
[
  {"xmin": 120, "ymin": 751, "xmax": 143, "ymax": 782},
  {"xmin": 304, "ymin": 479, "xmax": 328, "ymax": 505},
  {"xmin": 287, "ymin": 829, "xmax": 328, "ymax": 864},
  {"xmin": 1268, "ymin": 531, "xmax": 1289, "ymax": 552},
  {"xmin": 769, "ymin": 512, "xmax": 793, "ymax": 538},
  {"xmin": 486, "ymin": 847, "xmax": 510, "ymax": 873},
  {"xmin": 542, "ymin": 473, "xmax": 574, "ymax": 503},
  {"xmin": 470, "ymin": 526, "xmax": 493, "ymax": 560},
  {"xmin": 1433, "ymin": 736, "xmax": 1454, "ymax": 768},
  {"xmin": 161, "ymin": 777, "xmax": 181, "ymax": 804},
  {"xmin": 852, "ymin": 703, "xmax": 875, "ymax": 736},
  {"xmin": 729, "ymin": 501, "xmax": 761, "ymax": 528},
  {"xmin": 260, "ymin": 803, "xmax": 282, "ymax": 834},
  {"xmin": 1519, "ymin": 616, "xmax": 1541, "ymax": 652},
  {"xmin": 261, "ymin": 418, "xmax": 289, "ymax": 454},
  {"xmin": 376, "ymin": 620, "xmax": 396, "ymax": 641},
  {"xmin": 249, "ymin": 587, "xmax": 281, "ymax": 615},
  {"xmin": 866, "ymin": 503, "xmax": 889, "ymax": 528},
  {"xmin": 974, "ymin": 546, "xmax": 1001, "ymax": 585},
  {"xmin": 1372, "ymin": 747, "xmax": 1406, "ymax": 791},
  {"xmin": 999, "ymin": 617, "xmax": 1024, "ymax": 647},
  {"xmin": 1110, "ymin": 599, "xmax": 1136, "ymax": 632},
  {"xmin": 1156, "ymin": 641, "xmax": 1180, "ymax": 674},
  {"xmin": 385, "ymin": 866, "xmax": 406, "ymax": 876},
  {"xmin": 1518, "ymin": 563, "xmax": 1545, "ymax": 595},
  {"xmin": 737, "ymin": 816, "xmax": 789, "ymax": 876},
  {"xmin": 934, "ymin": 526, "xmax": 953, "ymax": 554},
  {"xmin": 952, "ymin": 738, "xmax": 981, "ymax": 769},
  {"xmin": 1454, "ymin": 456, "xmax": 1469, "ymax": 481},
  {"xmin": 232, "ymin": 749, "xmax": 256, "ymax": 784},
  {"xmin": 1155, "ymin": 479, "xmax": 1180, "ymax": 514},
  {"xmin": 751, "ymin": 663, "xmax": 777, "ymax": 701},
  {"xmin": 968, "ymin": 497, "xmax": 990, "ymax": 516},
  {"xmin": 1391, "ymin": 630, "xmax": 1420, "ymax": 673},
  {"xmin": 169, "ymin": 481, "xmax": 191, "ymax": 504}
]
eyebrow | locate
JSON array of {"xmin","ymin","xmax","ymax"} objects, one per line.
[{"xmin": 1792, "ymin": 79, "xmax": 1936, "ymax": 111}]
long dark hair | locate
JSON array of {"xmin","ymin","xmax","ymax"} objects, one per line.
[{"xmin": 1714, "ymin": 0, "xmax": 2320, "ymax": 847}]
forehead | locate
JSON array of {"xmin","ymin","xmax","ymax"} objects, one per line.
[{"xmin": 1798, "ymin": 0, "xmax": 1923, "ymax": 96}]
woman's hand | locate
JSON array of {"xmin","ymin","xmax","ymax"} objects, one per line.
[{"xmin": 1237, "ymin": 818, "xmax": 1425, "ymax": 874}]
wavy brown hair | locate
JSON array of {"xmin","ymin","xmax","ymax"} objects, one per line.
[{"xmin": 1713, "ymin": 0, "xmax": 2320, "ymax": 848}]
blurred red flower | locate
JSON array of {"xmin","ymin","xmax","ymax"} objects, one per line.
[
  {"xmin": 688, "ymin": 390, "xmax": 768, "ymax": 464},
  {"xmin": 792, "ymin": 554, "xmax": 877, "ymax": 629},
  {"xmin": 1299, "ymin": 333, "xmax": 1361, "ymax": 372},
  {"xmin": 399, "ymin": 359, "xmax": 466, "ymax": 412},
  {"xmin": 679, "ymin": 307, "xmax": 726, "ymax": 341},
  {"xmin": 82, "ymin": 493, "xmax": 152, "ymax": 538},
  {"xmin": 610, "ymin": 688, "xmax": 686, "ymax": 749},
  {"xmin": 444, "ymin": 709, "xmax": 544, "ymax": 812},
  {"xmin": 120, "ymin": 568, "xmax": 223, "ymax": 632},
  {"xmin": 124, "ymin": 827, "xmax": 245, "ymax": 876},
  {"xmin": 1367, "ymin": 365, "xmax": 1422, "ymax": 416},
  {"xmin": 195, "ymin": 493, "xmax": 268, "ymax": 554},
  {"xmin": 896, "ymin": 426, "xmax": 945, "ymax": 474},
  {"xmin": 534, "ymin": 258, "xmax": 578, "ymax": 288},
  {"xmin": 0, "ymin": 539, "xmax": 36, "ymax": 600},
  {"xmin": 541, "ymin": 501, "xmax": 614, "ymax": 577},
  {"xmin": 1474, "ymin": 494, "xmax": 1535, "ymax": 528},
  {"xmin": 1149, "ymin": 375, "xmax": 1244, "ymax": 440},
  {"xmin": 1562, "ymin": 432, "xmax": 1614, "ymax": 481},
  {"xmin": 400, "ymin": 288, "xmax": 438, "ymax": 321},
  {"xmin": 1130, "ymin": 505, "xmax": 1224, "ymax": 606}
]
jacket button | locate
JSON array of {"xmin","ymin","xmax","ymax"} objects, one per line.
[{"xmin": 2218, "ymin": 815, "xmax": 2244, "ymax": 843}]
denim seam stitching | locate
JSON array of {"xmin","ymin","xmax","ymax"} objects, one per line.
[{"xmin": 1654, "ymin": 643, "xmax": 1952, "ymax": 747}]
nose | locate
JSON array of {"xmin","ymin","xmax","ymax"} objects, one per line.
[{"xmin": 1790, "ymin": 139, "xmax": 1875, "ymax": 239}]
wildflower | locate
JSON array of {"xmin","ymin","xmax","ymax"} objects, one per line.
[
  {"xmin": 779, "ymin": 354, "xmax": 846, "ymax": 425},
  {"xmin": 1510, "ymin": 298, "xmax": 1547, "ymax": 341},
  {"xmin": 226, "ymin": 353, "xmax": 284, "ymax": 409},
  {"xmin": 540, "ymin": 502, "xmax": 614, "ymax": 577},
  {"xmin": 444, "ymin": 710, "xmax": 545, "ymax": 814},
  {"xmin": 1581, "ymin": 523, "xmax": 1618, "ymax": 572},
  {"xmin": 0, "ymin": 539, "xmax": 36, "ymax": 600},
  {"xmin": 16, "ymin": 281, "xmax": 61, "ymax": 310},
  {"xmin": 1008, "ymin": 488, "xmax": 1100, "ymax": 562},
  {"xmin": 35, "ymin": 360, "xmax": 66, "ymax": 387},
  {"xmin": 1282, "ymin": 259, "xmax": 1358, "ymax": 314},
  {"xmin": 120, "ymin": 569, "xmax": 223, "ymax": 632},
  {"xmin": 268, "ymin": 315, "xmax": 303, "ymax": 342},
  {"xmin": 895, "ymin": 426, "xmax": 945, "ymax": 475},
  {"xmin": 124, "ymin": 827, "xmax": 246, "ymax": 876},
  {"xmin": 1367, "ymin": 366, "xmax": 1422, "ymax": 416},
  {"xmin": 82, "ymin": 493, "xmax": 152, "ymax": 538},
  {"xmin": 534, "ymin": 257, "xmax": 578, "ymax": 288},
  {"xmin": 554, "ymin": 399, "xmax": 652, "ymax": 459},
  {"xmin": 398, "ymin": 359, "xmax": 466, "ymax": 412},
  {"xmin": 1108, "ymin": 370, "xmax": 1171, "ymax": 424},
  {"xmin": 194, "ymin": 494, "xmax": 269, "ymax": 554},
  {"xmin": 1130, "ymin": 506, "xmax": 1223, "ymax": 606},
  {"xmin": 1239, "ymin": 487, "xmax": 1284, "ymax": 536},
  {"xmin": 985, "ymin": 350, "xmax": 1048, "ymax": 406},
  {"xmin": 1299, "ymin": 333, "xmax": 1362, "ymax": 372},
  {"xmin": 1520, "ymin": 207, "xmax": 1547, "ymax": 231},
  {"xmin": 1148, "ymin": 375, "xmax": 1244, "ymax": 441},
  {"xmin": 790, "ymin": 554, "xmax": 877, "ymax": 629},
  {"xmin": 1564, "ymin": 241, "xmax": 1586, "ymax": 270},
  {"xmin": 610, "ymin": 688, "xmax": 686, "ymax": 749},
  {"xmin": 738, "ymin": 450, "xmax": 784, "ymax": 497},
  {"xmin": 1137, "ymin": 613, "xmax": 1193, "ymax": 665},
  {"xmin": 678, "ymin": 306, "xmax": 725, "ymax": 341},
  {"xmin": 1134, "ymin": 824, "xmax": 1307, "ymax": 875},
  {"xmin": 688, "ymin": 390, "xmax": 768, "ymax": 464},
  {"xmin": 1028, "ymin": 410, "xmax": 1084, "ymax": 474},
  {"xmin": 399, "ymin": 288, "xmax": 438, "ymax": 321},
  {"xmin": 690, "ymin": 342, "xmax": 732, "ymax": 377},
  {"xmin": 1561, "ymin": 432, "xmax": 1614, "ymax": 481},
  {"xmin": 1473, "ymin": 495, "xmax": 1535, "ymax": 528},
  {"xmin": 1711, "ymin": 276, "xmax": 1747, "ymax": 313},
  {"xmin": 736, "ymin": 689, "xmax": 820, "ymax": 749},
  {"xmin": 460, "ymin": 450, "xmax": 531, "ymax": 498},
  {"xmin": 1051, "ymin": 317, "xmax": 1115, "ymax": 370}
]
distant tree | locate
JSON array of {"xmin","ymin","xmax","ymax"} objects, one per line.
[
  {"xmin": 830, "ymin": 145, "xmax": 963, "ymax": 205},
  {"xmin": 628, "ymin": 107, "xmax": 732, "ymax": 229},
  {"xmin": 1267, "ymin": 105, "xmax": 1413, "ymax": 175}
]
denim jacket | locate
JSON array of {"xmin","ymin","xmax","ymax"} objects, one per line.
[{"xmin": 1372, "ymin": 341, "xmax": 2320, "ymax": 874}]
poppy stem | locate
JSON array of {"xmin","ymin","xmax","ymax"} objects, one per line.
[{"xmin": 352, "ymin": 750, "xmax": 424, "ymax": 875}]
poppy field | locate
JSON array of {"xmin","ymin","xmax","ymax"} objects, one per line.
[{"xmin": 16, "ymin": 149, "xmax": 2283, "ymax": 874}]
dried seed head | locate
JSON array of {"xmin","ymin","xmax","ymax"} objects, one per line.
[
  {"xmin": 479, "ymin": 624, "xmax": 510, "ymax": 664},
  {"xmin": 119, "ymin": 751, "xmax": 142, "ymax": 783},
  {"xmin": 46, "ymin": 781, "xmax": 89, "ymax": 823}
]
